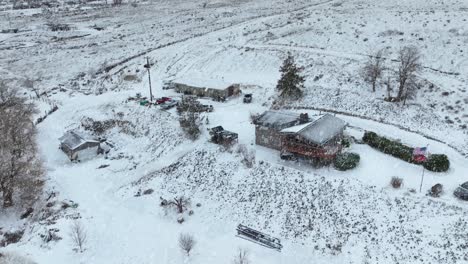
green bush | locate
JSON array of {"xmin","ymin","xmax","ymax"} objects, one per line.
[
  {"xmin": 334, "ymin": 152, "xmax": 360, "ymax": 171},
  {"xmin": 363, "ymin": 131, "xmax": 450, "ymax": 172},
  {"xmin": 424, "ymin": 154, "xmax": 450, "ymax": 172},
  {"xmin": 362, "ymin": 131, "xmax": 413, "ymax": 162}
]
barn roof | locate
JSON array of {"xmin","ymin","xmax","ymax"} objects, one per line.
[
  {"xmin": 295, "ymin": 114, "xmax": 346, "ymax": 145},
  {"xmin": 254, "ymin": 110, "xmax": 305, "ymax": 130},
  {"xmin": 59, "ymin": 131, "xmax": 99, "ymax": 151},
  {"xmin": 172, "ymin": 76, "xmax": 237, "ymax": 91}
]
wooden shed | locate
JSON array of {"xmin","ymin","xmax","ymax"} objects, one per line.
[{"xmin": 59, "ymin": 131, "xmax": 101, "ymax": 161}]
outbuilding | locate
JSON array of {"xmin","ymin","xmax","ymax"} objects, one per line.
[
  {"xmin": 171, "ymin": 78, "xmax": 241, "ymax": 101},
  {"xmin": 59, "ymin": 131, "xmax": 101, "ymax": 161}
]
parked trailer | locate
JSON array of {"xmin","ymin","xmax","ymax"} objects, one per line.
[{"xmin": 236, "ymin": 224, "xmax": 283, "ymax": 251}]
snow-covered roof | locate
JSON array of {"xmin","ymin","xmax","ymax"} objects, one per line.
[
  {"xmin": 280, "ymin": 122, "xmax": 313, "ymax": 133},
  {"xmin": 296, "ymin": 114, "xmax": 346, "ymax": 145},
  {"xmin": 59, "ymin": 131, "xmax": 99, "ymax": 150},
  {"xmin": 172, "ymin": 76, "xmax": 236, "ymax": 90},
  {"xmin": 254, "ymin": 110, "xmax": 306, "ymax": 129}
]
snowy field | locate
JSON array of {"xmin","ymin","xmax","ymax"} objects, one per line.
[{"xmin": 1, "ymin": 0, "xmax": 468, "ymax": 263}]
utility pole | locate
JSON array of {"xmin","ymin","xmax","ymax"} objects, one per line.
[{"xmin": 144, "ymin": 57, "xmax": 153, "ymax": 102}]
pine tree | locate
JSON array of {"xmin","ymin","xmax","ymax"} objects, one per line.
[{"xmin": 276, "ymin": 55, "xmax": 305, "ymax": 99}]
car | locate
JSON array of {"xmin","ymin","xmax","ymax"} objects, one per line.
[
  {"xmin": 454, "ymin": 182, "xmax": 468, "ymax": 201},
  {"xmin": 243, "ymin": 94, "xmax": 252, "ymax": 103},
  {"xmin": 200, "ymin": 104, "xmax": 214, "ymax": 112},
  {"xmin": 160, "ymin": 99, "xmax": 178, "ymax": 110},
  {"xmin": 156, "ymin": 97, "xmax": 172, "ymax": 104}
]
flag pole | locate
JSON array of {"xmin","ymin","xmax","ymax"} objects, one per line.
[
  {"xmin": 419, "ymin": 166, "xmax": 425, "ymax": 193},
  {"xmin": 418, "ymin": 144, "xmax": 429, "ymax": 193}
]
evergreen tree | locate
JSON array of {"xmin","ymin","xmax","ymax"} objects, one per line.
[{"xmin": 276, "ymin": 54, "xmax": 305, "ymax": 99}]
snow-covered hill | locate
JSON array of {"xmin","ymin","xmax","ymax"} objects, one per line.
[{"xmin": 1, "ymin": 0, "xmax": 467, "ymax": 263}]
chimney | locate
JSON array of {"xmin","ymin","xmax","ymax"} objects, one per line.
[{"xmin": 299, "ymin": 113, "xmax": 309, "ymax": 123}]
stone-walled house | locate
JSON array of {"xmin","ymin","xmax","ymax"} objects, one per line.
[{"xmin": 253, "ymin": 111, "xmax": 310, "ymax": 150}]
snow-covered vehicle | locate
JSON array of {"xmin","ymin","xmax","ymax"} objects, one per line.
[
  {"xmin": 160, "ymin": 99, "xmax": 178, "ymax": 110},
  {"xmin": 243, "ymin": 94, "xmax": 252, "ymax": 103},
  {"xmin": 454, "ymin": 182, "xmax": 468, "ymax": 201}
]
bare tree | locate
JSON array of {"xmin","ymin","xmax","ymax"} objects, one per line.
[
  {"xmin": 233, "ymin": 248, "xmax": 250, "ymax": 264},
  {"xmin": 177, "ymin": 96, "xmax": 201, "ymax": 140},
  {"xmin": 69, "ymin": 221, "xmax": 87, "ymax": 253},
  {"xmin": 0, "ymin": 82, "xmax": 43, "ymax": 208},
  {"xmin": 396, "ymin": 46, "xmax": 421, "ymax": 102},
  {"xmin": 361, "ymin": 49, "xmax": 385, "ymax": 92},
  {"xmin": 178, "ymin": 233, "xmax": 196, "ymax": 256},
  {"xmin": 168, "ymin": 196, "xmax": 190, "ymax": 214}
]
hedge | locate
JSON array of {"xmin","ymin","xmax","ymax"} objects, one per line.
[
  {"xmin": 334, "ymin": 152, "xmax": 360, "ymax": 171},
  {"xmin": 362, "ymin": 131, "xmax": 413, "ymax": 162},
  {"xmin": 424, "ymin": 154, "xmax": 450, "ymax": 172},
  {"xmin": 362, "ymin": 131, "xmax": 450, "ymax": 172}
]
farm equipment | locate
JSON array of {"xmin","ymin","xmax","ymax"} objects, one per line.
[
  {"xmin": 209, "ymin": 126, "xmax": 238, "ymax": 146},
  {"xmin": 236, "ymin": 224, "xmax": 282, "ymax": 251}
]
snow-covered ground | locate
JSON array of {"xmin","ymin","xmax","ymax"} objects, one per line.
[{"xmin": 1, "ymin": 0, "xmax": 468, "ymax": 263}]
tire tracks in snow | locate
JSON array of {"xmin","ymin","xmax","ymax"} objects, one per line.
[{"xmin": 95, "ymin": 0, "xmax": 341, "ymax": 76}]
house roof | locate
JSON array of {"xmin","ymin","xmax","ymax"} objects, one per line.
[
  {"xmin": 296, "ymin": 114, "xmax": 346, "ymax": 145},
  {"xmin": 59, "ymin": 131, "xmax": 99, "ymax": 151},
  {"xmin": 280, "ymin": 122, "xmax": 313, "ymax": 133},
  {"xmin": 254, "ymin": 110, "xmax": 305, "ymax": 130}
]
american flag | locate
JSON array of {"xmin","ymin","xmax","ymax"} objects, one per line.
[{"xmin": 413, "ymin": 147, "xmax": 428, "ymax": 162}]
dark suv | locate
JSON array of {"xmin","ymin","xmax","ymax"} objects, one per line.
[{"xmin": 454, "ymin": 182, "xmax": 468, "ymax": 201}]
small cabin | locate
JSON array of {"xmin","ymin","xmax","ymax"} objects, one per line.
[
  {"xmin": 59, "ymin": 131, "xmax": 100, "ymax": 161},
  {"xmin": 280, "ymin": 114, "xmax": 346, "ymax": 160},
  {"xmin": 253, "ymin": 111, "xmax": 310, "ymax": 150}
]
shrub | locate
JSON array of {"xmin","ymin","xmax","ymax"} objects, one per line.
[
  {"xmin": 363, "ymin": 132, "xmax": 450, "ymax": 170},
  {"xmin": 333, "ymin": 152, "xmax": 360, "ymax": 171},
  {"xmin": 390, "ymin": 177, "xmax": 403, "ymax": 188},
  {"xmin": 363, "ymin": 131, "xmax": 413, "ymax": 162},
  {"xmin": 424, "ymin": 154, "xmax": 450, "ymax": 172},
  {"xmin": 179, "ymin": 233, "xmax": 196, "ymax": 256},
  {"xmin": 428, "ymin": 183, "xmax": 443, "ymax": 197}
]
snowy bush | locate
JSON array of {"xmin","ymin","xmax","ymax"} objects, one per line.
[
  {"xmin": 363, "ymin": 131, "xmax": 413, "ymax": 162},
  {"xmin": 236, "ymin": 144, "xmax": 256, "ymax": 168},
  {"xmin": 390, "ymin": 177, "xmax": 403, "ymax": 189},
  {"xmin": 232, "ymin": 248, "xmax": 250, "ymax": 264},
  {"xmin": 333, "ymin": 152, "xmax": 360, "ymax": 171},
  {"xmin": 428, "ymin": 183, "xmax": 443, "ymax": 197},
  {"xmin": 0, "ymin": 252, "xmax": 36, "ymax": 264},
  {"xmin": 424, "ymin": 154, "xmax": 450, "ymax": 172},
  {"xmin": 178, "ymin": 233, "xmax": 196, "ymax": 256},
  {"xmin": 69, "ymin": 221, "xmax": 87, "ymax": 253}
]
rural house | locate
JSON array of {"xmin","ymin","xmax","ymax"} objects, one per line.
[
  {"xmin": 280, "ymin": 114, "xmax": 346, "ymax": 160},
  {"xmin": 254, "ymin": 110, "xmax": 310, "ymax": 150},
  {"xmin": 172, "ymin": 79, "xmax": 241, "ymax": 101},
  {"xmin": 59, "ymin": 131, "xmax": 101, "ymax": 161}
]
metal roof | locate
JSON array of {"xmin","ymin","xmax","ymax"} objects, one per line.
[
  {"xmin": 282, "ymin": 114, "xmax": 346, "ymax": 145},
  {"xmin": 254, "ymin": 110, "xmax": 305, "ymax": 130},
  {"xmin": 59, "ymin": 131, "xmax": 99, "ymax": 151}
]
